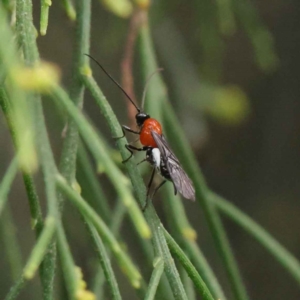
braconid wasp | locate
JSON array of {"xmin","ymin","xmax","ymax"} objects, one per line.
[{"xmin": 86, "ymin": 54, "xmax": 195, "ymax": 211}]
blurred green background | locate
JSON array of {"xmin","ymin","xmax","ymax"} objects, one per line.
[{"xmin": 1, "ymin": 0, "xmax": 300, "ymax": 299}]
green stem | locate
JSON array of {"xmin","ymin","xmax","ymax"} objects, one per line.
[
  {"xmin": 210, "ymin": 191, "xmax": 300, "ymax": 286},
  {"xmin": 92, "ymin": 200, "xmax": 126, "ymax": 298},
  {"xmin": 137, "ymin": 18, "xmax": 237, "ymax": 300},
  {"xmin": 215, "ymin": 0, "xmax": 236, "ymax": 35},
  {"xmin": 0, "ymin": 157, "xmax": 19, "ymax": 216},
  {"xmin": 0, "ymin": 76, "xmax": 51, "ymax": 300},
  {"xmin": 0, "ymin": 87, "xmax": 44, "ymax": 234},
  {"xmin": 179, "ymin": 265, "xmax": 197, "ymax": 300},
  {"xmin": 61, "ymin": 0, "xmax": 76, "ymax": 20},
  {"xmin": 22, "ymin": 173, "xmax": 44, "ymax": 233},
  {"xmin": 32, "ymin": 92, "xmax": 59, "ymax": 300},
  {"xmin": 77, "ymin": 142, "xmax": 111, "ymax": 220},
  {"xmin": 163, "ymin": 184, "xmax": 196, "ymax": 241},
  {"xmin": 87, "ymin": 221, "xmax": 122, "ymax": 300},
  {"xmin": 1, "ymin": 206, "xmax": 23, "ymax": 281},
  {"xmin": 56, "ymin": 1, "xmax": 91, "ymax": 298},
  {"xmin": 56, "ymin": 174, "xmax": 142, "ymax": 288},
  {"xmin": 5, "ymin": 276, "xmax": 26, "ymax": 300},
  {"xmin": 79, "ymin": 145, "xmax": 171, "ymax": 298},
  {"xmin": 23, "ymin": 217, "xmax": 56, "ymax": 279},
  {"xmin": 185, "ymin": 241, "xmax": 226, "ymax": 300},
  {"xmin": 144, "ymin": 257, "xmax": 164, "ymax": 300},
  {"xmin": 163, "ymin": 100, "xmax": 249, "ymax": 300},
  {"xmin": 56, "ymin": 224, "xmax": 77, "ymax": 300},
  {"xmin": 82, "ymin": 74, "xmax": 188, "ymax": 300},
  {"xmin": 164, "ymin": 229, "xmax": 215, "ymax": 300},
  {"xmin": 0, "ymin": 80, "xmax": 51, "ymax": 300},
  {"xmin": 16, "ymin": 1, "xmax": 60, "ymax": 298},
  {"xmin": 163, "ymin": 184, "xmax": 226, "ymax": 300},
  {"xmin": 51, "ymin": 84, "xmax": 151, "ymax": 239},
  {"xmin": 231, "ymin": 0, "xmax": 278, "ymax": 72},
  {"xmin": 15, "ymin": 0, "xmax": 39, "ymax": 64},
  {"xmin": 59, "ymin": 0, "xmax": 90, "ymax": 189},
  {"xmin": 138, "ymin": 22, "xmax": 164, "ymax": 122},
  {"xmin": 40, "ymin": 0, "xmax": 51, "ymax": 35}
]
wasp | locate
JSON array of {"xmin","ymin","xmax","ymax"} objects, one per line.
[{"xmin": 86, "ymin": 55, "xmax": 195, "ymax": 210}]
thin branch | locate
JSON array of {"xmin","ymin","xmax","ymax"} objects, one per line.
[
  {"xmin": 87, "ymin": 222, "xmax": 122, "ymax": 300},
  {"xmin": 144, "ymin": 258, "xmax": 164, "ymax": 300},
  {"xmin": 210, "ymin": 191, "xmax": 300, "ymax": 286},
  {"xmin": 15, "ymin": 1, "xmax": 62, "ymax": 298},
  {"xmin": 56, "ymin": 174, "xmax": 142, "ymax": 288},
  {"xmin": 0, "ymin": 157, "xmax": 19, "ymax": 216},
  {"xmin": 51, "ymin": 83, "xmax": 151, "ymax": 240},
  {"xmin": 163, "ymin": 99, "xmax": 249, "ymax": 300},
  {"xmin": 82, "ymin": 64, "xmax": 188, "ymax": 300},
  {"xmin": 164, "ymin": 229, "xmax": 215, "ymax": 300}
]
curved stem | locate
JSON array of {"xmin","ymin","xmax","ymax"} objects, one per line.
[
  {"xmin": 164, "ymin": 230, "xmax": 215, "ymax": 300},
  {"xmin": 210, "ymin": 191, "xmax": 300, "ymax": 286},
  {"xmin": 82, "ymin": 73, "xmax": 188, "ymax": 299},
  {"xmin": 163, "ymin": 100, "xmax": 249, "ymax": 300},
  {"xmin": 144, "ymin": 258, "xmax": 164, "ymax": 300}
]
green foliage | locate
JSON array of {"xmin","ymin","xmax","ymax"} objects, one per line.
[{"xmin": 0, "ymin": 1, "xmax": 298, "ymax": 300}]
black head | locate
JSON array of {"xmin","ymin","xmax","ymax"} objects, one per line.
[{"xmin": 136, "ymin": 112, "xmax": 150, "ymax": 127}]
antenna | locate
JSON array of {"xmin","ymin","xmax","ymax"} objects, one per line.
[
  {"xmin": 85, "ymin": 54, "xmax": 140, "ymax": 112},
  {"xmin": 141, "ymin": 68, "xmax": 164, "ymax": 110}
]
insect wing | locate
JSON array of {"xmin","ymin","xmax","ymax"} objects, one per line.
[{"xmin": 151, "ymin": 131, "xmax": 195, "ymax": 201}]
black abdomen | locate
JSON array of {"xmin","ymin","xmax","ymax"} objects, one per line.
[{"xmin": 160, "ymin": 162, "xmax": 171, "ymax": 181}]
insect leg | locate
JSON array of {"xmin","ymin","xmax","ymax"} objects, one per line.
[
  {"xmin": 122, "ymin": 125, "xmax": 140, "ymax": 135},
  {"xmin": 151, "ymin": 180, "xmax": 167, "ymax": 200},
  {"xmin": 142, "ymin": 168, "xmax": 156, "ymax": 212},
  {"xmin": 137, "ymin": 158, "xmax": 147, "ymax": 165},
  {"xmin": 173, "ymin": 183, "xmax": 177, "ymax": 195},
  {"xmin": 122, "ymin": 145, "xmax": 148, "ymax": 163},
  {"xmin": 114, "ymin": 125, "xmax": 140, "ymax": 139}
]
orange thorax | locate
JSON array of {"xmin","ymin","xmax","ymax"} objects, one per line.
[{"xmin": 139, "ymin": 118, "xmax": 162, "ymax": 147}]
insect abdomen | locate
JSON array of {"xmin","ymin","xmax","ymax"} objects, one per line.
[{"xmin": 160, "ymin": 164, "xmax": 171, "ymax": 181}]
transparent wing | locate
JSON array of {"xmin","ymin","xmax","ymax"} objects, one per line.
[{"xmin": 151, "ymin": 131, "xmax": 195, "ymax": 201}]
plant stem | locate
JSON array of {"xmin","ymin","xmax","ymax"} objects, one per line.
[
  {"xmin": 56, "ymin": 224, "xmax": 77, "ymax": 300},
  {"xmin": 164, "ymin": 229, "xmax": 215, "ymax": 300},
  {"xmin": 59, "ymin": 0, "xmax": 90, "ymax": 190},
  {"xmin": 56, "ymin": 2, "xmax": 91, "ymax": 298},
  {"xmin": 56, "ymin": 174, "xmax": 142, "ymax": 288},
  {"xmin": 163, "ymin": 184, "xmax": 226, "ymax": 300},
  {"xmin": 5, "ymin": 276, "xmax": 26, "ymax": 300},
  {"xmin": 1, "ymin": 206, "xmax": 23, "ymax": 281},
  {"xmin": 77, "ymin": 142, "xmax": 111, "ymax": 220},
  {"xmin": 92, "ymin": 199, "xmax": 127, "ymax": 298},
  {"xmin": 145, "ymin": 257, "xmax": 164, "ymax": 300},
  {"xmin": 51, "ymin": 84, "xmax": 151, "ymax": 239},
  {"xmin": 138, "ymin": 20, "xmax": 164, "ymax": 121},
  {"xmin": 22, "ymin": 173, "xmax": 44, "ymax": 233},
  {"xmin": 178, "ymin": 264, "xmax": 196, "ymax": 300},
  {"xmin": 186, "ymin": 240, "xmax": 226, "ymax": 300},
  {"xmin": 61, "ymin": 0, "xmax": 76, "ymax": 20},
  {"xmin": 40, "ymin": 0, "xmax": 51, "ymax": 35},
  {"xmin": 87, "ymin": 221, "xmax": 122, "ymax": 300},
  {"xmin": 144, "ymin": 257, "xmax": 164, "ymax": 300},
  {"xmin": 23, "ymin": 217, "xmax": 56, "ymax": 279},
  {"xmin": 16, "ymin": 0, "xmax": 60, "ymax": 298},
  {"xmin": 0, "ymin": 157, "xmax": 19, "ymax": 216},
  {"xmin": 82, "ymin": 73, "xmax": 188, "ymax": 299},
  {"xmin": 210, "ymin": 191, "xmax": 300, "ymax": 286},
  {"xmin": 136, "ymin": 18, "xmax": 234, "ymax": 300},
  {"xmin": 0, "ymin": 87, "xmax": 44, "ymax": 234},
  {"xmin": 163, "ymin": 100, "xmax": 249, "ymax": 300}
]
